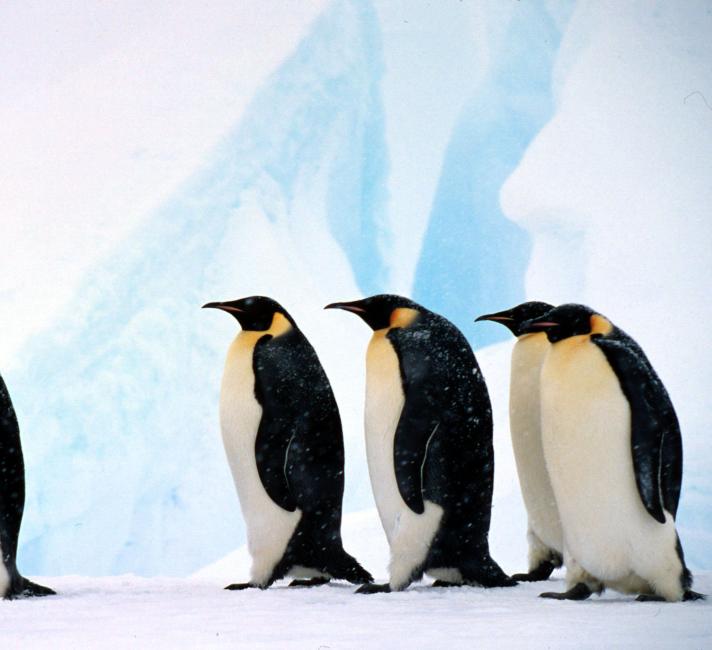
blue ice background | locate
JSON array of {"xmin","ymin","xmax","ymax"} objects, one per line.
[{"xmin": 8, "ymin": 0, "xmax": 708, "ymax": 577}]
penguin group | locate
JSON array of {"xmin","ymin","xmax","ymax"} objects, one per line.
[
  {"xmin": 203, "ymin": 294, "xmax": 704, "ymax": 602},
  {"xmin": 0, "ymin": 293, "xmax": 703, "ymax": 603}
]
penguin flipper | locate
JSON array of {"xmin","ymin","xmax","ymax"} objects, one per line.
[
  {"xmin": 387, "ymin": 329, "xmax": 442, "ymax": 515},
  {"xmin": 252, "ymin": 329, "xmax": 346, "ymax": 515},
  {"xmin": 252, "ymin": 335, "xmax": 298, "ymax": 512},
  {"xmin": 253, "ymin": 410, "xmax": 299, "ymax": 512},
  {"xmin": 593, "ymin": 333, "xmax": 681, "ymax": 523}
]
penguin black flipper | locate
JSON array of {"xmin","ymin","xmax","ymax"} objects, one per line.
[
  {"xmin": 592, "ymin": 330, "xmax": 682, "ymax": 523},
  {"xmin": 387, "ymin": 326, "xmax": 444, "ymax": 516},
  {"xmin": 252, "ymin": 334, "xmax": 298, "ymax": 513},
  {"xmin": 253, "ymin": 328, "xmax": 346, "ymax": 514}
]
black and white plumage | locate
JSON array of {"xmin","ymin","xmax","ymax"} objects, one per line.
[
  {"xmin": 0, "ymin": 373, "xmax": 55, "ymax": 600},
  {"xmin": 522, "ymin": 303, "xmax": 704, "ymax": 602},
  {"xmin": 476, "ymin": 302, "xmax": 563, "ymax": 582},
  {"xmin": 326, "ymin": 295, "xmax": 514, "ymax": 593},
  {"xmin": 203, "ymin": 296, "xmax": 372, "ymax": 590}
]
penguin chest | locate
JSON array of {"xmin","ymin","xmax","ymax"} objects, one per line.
[
  {"xmin": 219, "ymin": 333, "xmax": 301, "ymax": 561},
  {"xmin": 364, "ymin": 331, "xmax": 411, "ymax": 542},
  {"xmin": 509, "ymin": 334, "xmax": 562, "ymax": 552},
  {"xmin": 540, "ymin": 338, "xmax": 663, "ymax": 576}
]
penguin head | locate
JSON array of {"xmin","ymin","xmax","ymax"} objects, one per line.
[
  {"xmin": 324, "ymin": 294, "xmax": 423, "ymax": 330},
  {"xmin": 520, "ymin": 303, "xmax": 608, "ymax": 343},
  {"xmin": 475, "ymin": 301, "xmax": 554, "ymax": 337},
  {"xmin": 202, "ymin": 295, "xmax": 294, "ymax": 331}
]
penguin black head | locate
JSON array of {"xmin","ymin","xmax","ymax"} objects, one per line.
[
  {"xmin": 202, "ymin": 295, "xmax": 295, "ymax": 331},
  {"xmin": 324, "ymin": 294, "xmax": 423, "ymax": 331},
  {"xmin": 520, "ymin": 303, "xmax": 611, "ymax": 343},
  {"xmin": 475, "ymin": 301, "xmax": 555, "ymax": 337}
]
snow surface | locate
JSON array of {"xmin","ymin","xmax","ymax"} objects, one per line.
[{"xmin": 2, "ymin": 509, "xmax": 710, "ymax": 650}]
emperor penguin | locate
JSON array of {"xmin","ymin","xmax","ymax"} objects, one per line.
[
  {"xmin": 476, "ymin": 302, "xmax": 564, "ymax": 581},
  {"xmin": 0, "ymin": 373, "xmax": 55, "ymax": 600},
  {"xmin": 326, "ymin": 295, "xmax": 515, "ymax": 594},
  {"xmin": 521, "ymin": 304, "xmax": 704, "ymax": 602},
  {"xmin": 203, "ymin": 296, "xmax": 372, "ymax": 590}
]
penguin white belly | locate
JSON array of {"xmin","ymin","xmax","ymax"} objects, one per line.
[
  {"xmin": 0, "ymin": 541, "xmax": 8, "ymax": 596},
  {"xmin": 541, "ymin": 337, "xmax": 679, "ymax": 587},
  {"xmin": 510, "ymin": 333, "xmax": 562, "ymax": 554},
  {"xmin": 220, "ymin": 332, "xmax": 301, "ymax": 585},
  {"xmin": 365, "ymin": 330, "xmax": 442, "ymax": 588}
]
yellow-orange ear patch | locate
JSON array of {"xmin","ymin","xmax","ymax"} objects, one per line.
[
  {"xmin": 269, "ymin": 312, "xmax": 293, "ymax": 337},
  {"xmin": 390, "ymin": 307, "xmax": 420, "ymax": 329},
  {"xmin": 590, "ymin": 314, "xmax": 613, "ymax": 336}
]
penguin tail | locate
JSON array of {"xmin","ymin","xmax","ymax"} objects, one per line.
[
  {"xmin": 327, "ymin": 548, "xmax": 374, "ymax": 585},
  {"xmin": 461, "ymin": 555, "xmax": 518, "ymax": 588},
  {"xmin": 5, "ymin": 576, "xmax": 56, "ymax": 600}
]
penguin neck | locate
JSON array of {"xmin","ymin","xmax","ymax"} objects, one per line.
[
  {"xmin": 517, "ymin": 331, "xmax": 549, "ymax": 344},
  {"xmin": 390, "ymin": 307, "xmax": 420, "ymax": 329},
  {"xmin": 231, "ymin": 312, "xmax": 294, "ymax": 354},
  {"xmin": 590, "ymin": 314, "xmax": 613, "ymax": 336},
  {"xmin": 367, "ymin": 307, "xmax": 421, "ymax": 346}
]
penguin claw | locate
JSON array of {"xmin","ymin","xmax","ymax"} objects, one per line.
[
  {"xmin": 432, "ymin": 580, "xmax": 463, "ymax": 588},
  {"xmin": 540, "ymin": 583, "xmax": 592, "ymax": 601},
  {"xmin": 355, "ymin": 582, "xmax": 391, "ymax": 595}
]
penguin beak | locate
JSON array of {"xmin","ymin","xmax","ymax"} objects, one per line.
[
  {"xmin": 202, "ymin": 302, "xmax": 245, "ymax": 314},
  {"xmin": 519, "ymin": 319, "xmax": 559, "ymax": 333},
  {"xmin": 324, "ymin": 301, "xmax": 367, "ymax": 314},
  {"xmin": 475, "ymin": 311, "xmax": 515, "ymax": 324}
]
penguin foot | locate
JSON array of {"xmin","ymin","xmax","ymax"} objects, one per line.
[
  {"xmin": 683, "ymin": 590, "xmax": 706, "ymax": 601},
  {"xmin": 432, "ymin": 580, "xmax": 463, "ymax": 588},
  {"xmin": 224, "ymin": 582, "xmax": 259, "ymax": 591},
  {"xmin": 288, "ymin": 577, "xmax": 330, "ymax": 588},
  {"xmin": 540, "ymin": 583, "xmax": 592, "ymax": 601},
  {"xmin": 355, "ymin": 582, "xmax": 391, "ymax": 595},
  {"xmin": 512, "ymin": 560, "xmax": 557, "ymax": 582}
]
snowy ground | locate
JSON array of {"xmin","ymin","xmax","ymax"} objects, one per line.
[{"xmin": 3, "ymin": 509, "xmax": 710, "ymax": 649}]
